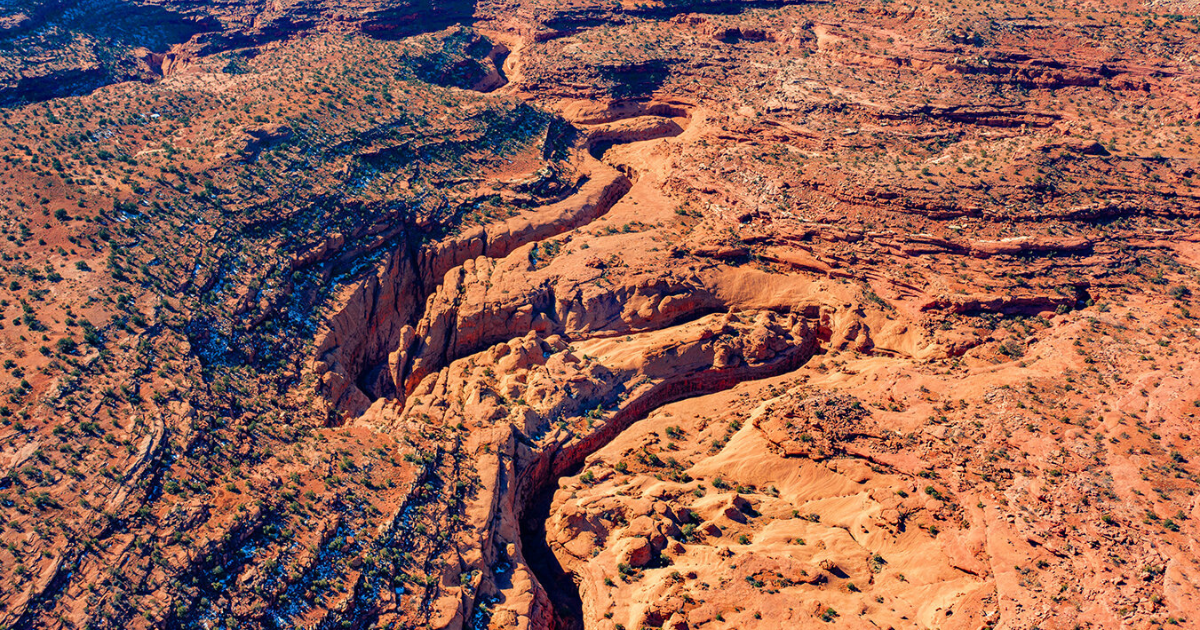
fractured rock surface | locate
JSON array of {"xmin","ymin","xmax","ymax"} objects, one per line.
[{"xmin": 0, "ymin": 0, "xmax": 1197, "ymax": 628}]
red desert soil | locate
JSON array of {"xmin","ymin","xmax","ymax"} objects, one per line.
[{"xmin": 0, "ymin": 0, "xmax": 1198, "ymax": 628}]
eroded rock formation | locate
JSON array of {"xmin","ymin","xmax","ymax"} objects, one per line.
[{"xmin": 0, "ymin": 0, "xmax": 1198, "ymax": 628}]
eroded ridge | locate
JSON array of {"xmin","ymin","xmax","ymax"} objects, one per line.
[{"xmin": 332, "ymin": 101, "xmax": 856, "ymax": 627}]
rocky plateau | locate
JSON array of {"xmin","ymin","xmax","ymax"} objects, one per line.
[{"xmin": 0, "ymin": 0, "xmax": 1198, "ymax": 629}]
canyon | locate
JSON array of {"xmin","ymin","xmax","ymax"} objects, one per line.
[{"xmin": 0, "ymin": 0, "xmax": 1197, "ymax": 629}]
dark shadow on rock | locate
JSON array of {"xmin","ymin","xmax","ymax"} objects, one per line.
[{"xmin": 520, "ymin": 482, "xmax": 585, "ymax": 630}]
